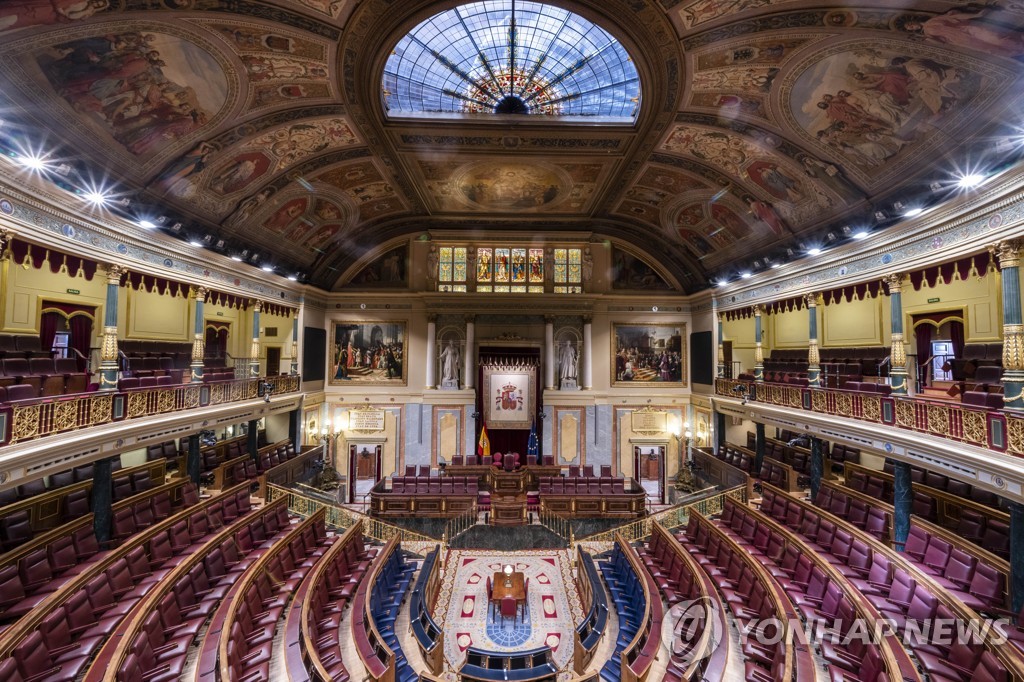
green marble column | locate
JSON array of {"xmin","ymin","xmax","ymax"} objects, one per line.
[
  {"xmin": 187, "ymin": 434, "xmax": 201, "ymax": 486},
  {"xmin": 190, "ymin": 287, "xmax": 206, "ymax": 382},
  {"xmin": 754, "ymin": 305, "xmax": 765, "ymax": 383},
  {"xmin": 995, "ymin": 241, "xmax": 1024, "ymax": 409},
  {"xmin": 98, "ymin": 265, "xmax": 124, "ymax": 391},
  {"xmin": 1010, "ymin": 502, "xmax": 1024, "ymax": 612},
  {"xmin": 885, "ymin": 274, "xmax": 909, "ymax": 395},
  {"xmin": 248, "ymin": 419, "xmax": 260, "ymax": 465},
  {"xmin": 716, "ymin": 313, "xmax": 726, "ymax": 378},
  {"xmin": 754, "ymin": 423, "xmax": 766, "ymax": 475},
  {"xmin": 891, "ymin": 459, "xmax": 912, "ymax": 551},
  {"xmin": 291, "ymin": 314, "xmax": 299, "ymax": 376},
  {"xmin": 809, "ymin": 437, "xmax": 823, "ymax": 501},
  {"xmin": 92, "ymin": 457, "xmax": 113, "ymax": 544},
  {"xmin": 806, "ymin": 294, "xmax": 821, "ymax": 387},
  {"xmin": 250, "ymin": 302, "xmax": 262, "ymax": 378},
  {"xmin": 715, "ymin": 411, "xmax": 726, "ymax": 453}
]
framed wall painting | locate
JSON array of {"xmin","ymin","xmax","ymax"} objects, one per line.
[
  {"xmin": 329, "ymin": 321, "xmax": 407, "ymax": 385},
  {"xmin": 482, "ymin": 364, "xmax": 536, "ymax": 430},
  {"xmin": 612, "ymin": 323, "xmax": 687, "ymax": 386}
]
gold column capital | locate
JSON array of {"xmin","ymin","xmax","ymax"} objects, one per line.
[
  {"xmin": 194, "ymin": 286, "xmax": 208, "ymax": 303},
  {"xmin": 1004, "ymin": 323, "xmax": 1024, "ymax": 371},
  {"xmin": 105, "ymin": 263, "xmax": 124, "ymax": 284},
  {"xmin": 804, "ymin": 293, "xmax": 819, "ymax": 308},
  {"xmin": 753, "ymin": 304, "xmax": 763, "ymax": 317},
  {"xmin": 992, "ymin": 240, "xmax": 1020, "ymax": 269},
  {"xmin": 0, "ymin": 228, "xmax": 10, "ymax": 256},
  {"xmin": 253, "ymin": 300, "xmax": 262, "ymax": 314},
  {"xmin": 883, "ymin": 273, "xmax": 904, "ymax": 295},
  {"xmin": 891, "ymin": 332, "xmax": 907, "ymax": 369}
]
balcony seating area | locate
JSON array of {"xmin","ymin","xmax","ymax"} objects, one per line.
[
  {"xmin": 119, "ymin": 341, "xmax": 191, "ymax": 380},
  {"xmin": 759, "ymin": 484, "xmax": 1020, "ymax": 679},
  {"xmin": 573, "ymin": 547, "xmax": 609, "ymax": 675},
  {"xmin": 373, "ymin": 472, "xmax": 479, "ymax": 518},
  {"xmin": 460, "ymin": 645, "xmax": 557, "ymax": 682},
  {"xmin": 634, "ymin": 523, "xmax": 728, "ymax": 682},
  {"xmin": 678, "ymin": 511, "xmax": 812, "ymax": 682},
  {"xmin": 409, "ymin": 545, "xmax": 444, "ymax": 676},
  {"xmin": 285, "ymin": 520, "xmax": 376, "ymax": 682},
  {"xmin": 763, "ymin": 346, "xmax": 889, "ymax": 386},
  {"xmin": 701, "ymin": 497, "xmax": 921, "ymax": 682},
  {"xmin": 596, "ymin": 535, "xmax": 661, "ymax": 682},
  {"xmin": 352, "ymin": 536, "xmax": 416, "ymax": 682},
  {"xmin": 951, "ymin": 343, "xmax": 1003, "ymax": 382}
]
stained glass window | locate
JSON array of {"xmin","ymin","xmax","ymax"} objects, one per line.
[
  {"xmin": 477, "ymin": 248, "xmax": 493, "ymax": 282},
  {"xmin": 529, "ymin": 249, "xmax": 543, "ymax": 283},
  {"xmin": 554, "ymin": 247, "xmax": 582, "ymax": 293},
  {"xmin": 495, "ymin": 248, "xmax": 510, "ymax": 283},
  {"xmin": 438, "ymin": 246, "xmax": 467, "ymax": 292},
  {"xmin": 511, "ymin": 248, "xmax": 527, "ymax": 283},
  {"xmin": 382, "ymin": 1, "xmax": 640, "ymax": 120}
]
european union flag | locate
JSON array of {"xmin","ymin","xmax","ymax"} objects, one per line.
[{"xmin": 527, "ymin": 420, "xmax": 539, "ymax": 458}]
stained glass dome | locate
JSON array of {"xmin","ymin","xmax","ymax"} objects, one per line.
[{"xmin": 382, "ymin": 1, "xmax": 641, "ymax": 119}]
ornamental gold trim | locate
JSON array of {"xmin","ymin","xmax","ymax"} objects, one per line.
[{"xmin": 1004, "ymin": 324, "xmax": 1024, "ymax": 371}]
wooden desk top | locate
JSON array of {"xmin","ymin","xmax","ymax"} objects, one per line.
[{"xmin": 491, "ymin": 571, "xmax": 525, "ymax": 602}]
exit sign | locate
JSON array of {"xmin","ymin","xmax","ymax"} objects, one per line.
[
  {"xmin": 927, "ymin": 297, "xmax": 940, "ymax": 303},
  {"xmin": 66, "ymin": 288, "xmax": 79, "ymax": 295}
]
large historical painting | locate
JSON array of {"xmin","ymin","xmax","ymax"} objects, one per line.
[
  {"xmin": 611, "ymin": 247, "xmax": 672, "ymax": 290},
  {"xmin": 347, "ymin": 245, "xmax": 408, "ymax": 288},
  {"xmin": 482, "ymin": 365, "xmax": 536, "ymax": 430},
  {"xmin": 330, "ymin": 321, "xmax": 406, "ymax": 385},
  {"xmin": 612, "ymin": 323, "xmax": 687, "ymax": 386}
]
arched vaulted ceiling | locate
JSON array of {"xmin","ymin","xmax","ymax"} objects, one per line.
[{"xmin": 0, "ymin": 0, "xmax": 1021, "ymax": 293}]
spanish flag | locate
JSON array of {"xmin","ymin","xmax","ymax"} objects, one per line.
[{"xmin": 477, "ymin": 424, "xmax": 490, "ymax": 459}]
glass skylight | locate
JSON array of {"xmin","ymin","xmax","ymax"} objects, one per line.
[{"xmin": 382, "ymin": 1, "xmax": 640, "ymax": 119}]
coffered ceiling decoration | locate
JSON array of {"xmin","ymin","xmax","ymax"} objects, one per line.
[{"xmin": 0, "ymin": 0, "xmax": 1021, "ymax": 293}]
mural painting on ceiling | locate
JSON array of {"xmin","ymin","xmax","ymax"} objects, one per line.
[
  {"xmin": 252, "ymin": 82, "xmax": 332, "ymax": 109},
  {"xmin": 690, "ymin": 92, "xmax": 766, "ymax": 120},
  {"xmin": 37, "ymin": 31, "xmax": 228, "ymax": 156},
  {"xmin": 240, "ymin": 54, "xmax": 328, "ymax": 81},
  {"xmin": 691, "ymin": 67, "xmax": 779, "ymax": 92},
  {"xmin": 902, "ymin": 7, "xmax": 1024, "ymax": 61},
  {"xmin": 208, "ymin": 23, "xmax": 327, "ymax": 60},
  {"xmin": 316, "ymin": 161, "xmax": 403, "ymax": 221},
  {"xmin": 696, "ymin": 37, "xmax": 811, "ymax": 69},
  {"xmin": 612, "ymin": 323, "xmax": 686, "ymax": 385},
  {"xmin": 347, "ymin": 245, "xmax": 408, "ymax": 288},
  {"xmin": 207, "ymin": 152, "xmax": 271, "ymax": 196},
  {"xmin": 611, "ymin": 247, "xmax": 672, "ymax": 290},
  {"xmin": 0, "ymin": 0, "xmax": 110, "ymax": 34},
  {"xmin": 790, "ymin": 44, "xmax": 983, "ymax": 172},
  {"xmin": 457, "ymin": 162, "xmax": 562, "ymax": 210},
  {"xmin": 636, "ymin": 167, "xmax": 708, "ymax": 196},
  {"xmin": 290, "ymin": 0, "xmax": 346, "ymax": 18},
  {"xmin": 680, "ymin": 0, "xmax": 790, "ymax": 29},
  {"xmin": 330, "ymin": 321, "xmax": 406, "ymax": 385}
]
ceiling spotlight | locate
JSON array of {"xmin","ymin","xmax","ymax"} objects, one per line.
[
  {"xmin": 740, "ymin": 272, "xmax": 752, "ymax": 279},
  {"xmin": 826, "ymin": 232, "xmax": 837, "ymax": 242},
  {"xmin": 82, "ymin": 191, "xmax": 108, "ymax": 205},
  {"xmin": 771, "ymin": 262, "xmax": 782, "ymax": 269},
  {"xmin": 170, "ymin": 222, "xmax": 183, "ymax": 233},
  {"xmin": 138, "ymin": 220, "xmax": 156, "ymax": 229},
  {"xmin": 807, "ymin": 247, "xmax": 822, "ymax": 256},
  {"xmin": 189, "ymin": 240, "xmax": 203, "ymax": 248},
  {"xmin": 17, "ymin": 155, "xmax": 48, "ymax": 171},
  {"xmin": 230, "ymin": 255, "xmax": 243, "ymax": 262},
  {"xmin": 903, "ymin": 207, "xmax": 924, "ymax": 217},
  {"xmin": 716, "ymin": 279, "xmax": 727, "ymax": 287},
  {"xmin": 287, "ymin": 274, "xmax": 298, "ymax": 281},
  {"xmin": 261, "ymin": 265, "xmax": 274, "ymax": 272},
  {"xmin": 840, "ymin": 226, "xmax": 852, "ymax": 236},
  {"xmin": 928, "ymin": 181, "xmax": 944, "ymax": 192},
  {"xmin": 874, "ymin": 210, "xmax": 887, "ymax": 221},
  {"xmin": 853, "ymin": 230, "xmax": 869, "ymax": 240},
  {"xmin": 957, "ymin": 173, "xmax": 985, "ymax": 189}
]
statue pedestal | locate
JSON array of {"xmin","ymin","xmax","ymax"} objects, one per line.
[
  {"xmin": 560, "ymin": 379, "xmax": 579, "ymax": 390},
  {"xmin": 441, "ymin": 379, "xmax": 460, "ymax": 390}
]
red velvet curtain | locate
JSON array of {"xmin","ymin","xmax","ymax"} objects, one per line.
[
  {"xmin": 68, "ymin": 315, "xmax": 93, "ymax": 373},
  {"xmin": 39, "ymin": 312, "xmax": 61, "ymax": 356},
  {"xmin": 949, "ymin": 320, "xmax": 965, "ymax": 360},
  {"xmin": 914, "ymin": 324, "xmax": 933, "ymax": 386}
]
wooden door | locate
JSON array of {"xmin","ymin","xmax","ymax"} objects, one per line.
[{"xmin": 266, "ymin": 346, "xmax": 281, "ymax": 376}]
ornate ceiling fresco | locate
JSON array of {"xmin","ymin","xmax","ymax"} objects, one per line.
[{"xmin": 0, "ymin": 0, "xmax": 1022, "ymax": 293}]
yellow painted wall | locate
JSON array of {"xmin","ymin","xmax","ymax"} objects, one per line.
[
  {"xmin": 1, "ymin": 258, "xmax": 106, "ymax": 335},
  {"xmin": 768, "ymin": 306, "xmax": 817, "ymax": 349},
  {"xmin": 125, "ymin": 287, "xmax": 190, "ymax": 340},
  {"xmin": 821, "ymin": 296, "xmax": 884, "ymax": 347},
  {"xmin": 901, "ymin": 272, "xmax": 1001, "ymax": 345},
  {"xmin": 722, "ymin": 316, "xmax": 756, "ymax": 374}
]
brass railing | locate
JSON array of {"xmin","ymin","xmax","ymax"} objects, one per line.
[
  {"xmin": 577, "ymin": 485, "xmax": 747, "ymax": 545},
  {"xmin": 537, "ymin": 506, "xmax": 573, "ymax": 546},
  {"xmin": 443, "ymin": 503, "xmax": 478, "ymax": 544},
  {"xmin": 266, "ymin": 483, "xmax": 433, "ymax": 544},
  {"xmin": 2, "ymin": 375, "xmax": 300, "ymax": 446}
]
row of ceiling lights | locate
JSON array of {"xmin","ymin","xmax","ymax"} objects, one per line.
[
  {"xmin": 0, "ymin": 125, "xmax": 304, "ymax": 283},
  {"xmin": 715, "ymin": 169, "xmax": 995, "ymax": 288}
]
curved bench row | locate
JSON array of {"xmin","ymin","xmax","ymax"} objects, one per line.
[
  {"xmin": 0, "ymin": 477, "xmax": 196, "ymax": 623},
  {"xmin": 709, "ymin": 496, "xmax": 920, "ymax": 682},
  {"xmin": 596, "ymin": 534, "xmax": 662, "ymax": 682},
  {"xmin": 87, "ymin": 494, "xmax": 295, "ymax": 681},
  {"xmin": 573, "ymin": 546, "xmax": 608, "ymax": 674},
  {"xmin": 410, "ymin": 544, "xmax": 444, "ymax": 676},
  {"xmin": 678, "ymin": 512, "xmax": 815, "ymax": 682},
  {"xmin": 284, "ymin": 520, "xmax": 373, "ymax": 682},
  {"xmin": 0, "ymin": 481, "xmax": 252, "ymax": 680},
  {"xmin": 354, "ymin": 536, "xmax": 415, "ymax": 682},
  {"xmin": 635, "ymin": 522, "xmax": 728, "ymax": 681},
  {"xmin": 461, "ymin": 645, "xmax": 557, "ymax": 682},
  {"xmin": 763, "ymin": 483, "xmax": 1024, "ymax": 680}
]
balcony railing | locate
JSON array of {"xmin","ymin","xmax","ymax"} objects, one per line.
[
  {"xmin": 714, "ymin": 378, "xmax": 1019, "ymax": 457},
  {"xmin": 0, "ymin": 375, "xmax": 300, "ymax": 446}
]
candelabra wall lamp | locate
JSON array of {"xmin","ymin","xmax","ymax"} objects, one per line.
[{"xmin": 319, "ymin": 415, "xmax": 345, "ymax": 467}]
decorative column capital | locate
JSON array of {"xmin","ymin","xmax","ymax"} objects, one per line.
[
  {"xmin": 464, "ymin": 314, "xmax": 476, "ymax": 325},
  {"xmin": 804, "ymin": 293, "xmax": 818, "ymax": 308},
  {"xmin": 253, "ymin": 300, "xmax": 262, "ymax": 314},
  {"xmin": 891, "ymin": 332, "xmax": 907, "ymax": 368},
  {"xmin": 105, "ymin": 263, "xmax": 124, "ymax": 284},
  {"xmin": 0, "ymin": 228, "xmax": 10, "ymax": 256},
  {"xmin": 582, "ymin": 315, "xmax": 592, "ymax": 325},
  {"xmin": 544, "ymin": 315, "xmax": 555, "ymax": 324},
  {"xmin": 753, "ymin": 304, "xmax": 763, "ymax": 317},
  {"xmin": 194, "ymin": 286, "xmax": 208, "ymax": 303},
  {"xmin": 992, "ymin": 240, "xmax": 1020, "ymax": 269},
  {"xmin": 427, "ymin": 314, "xmax": 437, "ymax": 324},
  {"xmin": 883, "ymin": 273, "xmax": 904, "ymax": 295}
]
